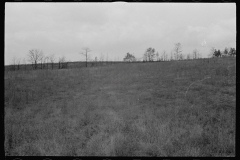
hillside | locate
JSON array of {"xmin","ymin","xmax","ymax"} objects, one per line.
[{"xmin": 4, "ymin": 57, "xmax": 236, "ymax": 156}]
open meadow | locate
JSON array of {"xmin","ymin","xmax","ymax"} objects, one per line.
[{"xmin": 4, "ymin": 57, "xmax": 236, "ymax": 156}]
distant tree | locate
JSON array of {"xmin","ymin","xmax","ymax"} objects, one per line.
[
  {"xmin": 44, "ymin": 56, "xmax": 49, "ymax": 69},
  {"xmin": 179, "ymin": 53, "xmax": 185, "ymax": 60},
  {"xmin": 192, "ymin": 49, "xmax": 199, "ymax": 59},
  {"xmin": 144, "ymin": 47, "xmax": 155, "ymax": 62},
  {"xmin": 162, "ymin": 50, "xmax": 167, "ymax": 61},
  {"xmin": 58, "ymin": 56, "xmax": 68, "ymax": 69},
  {"xmin": 16, "ymin": 58, "xmax": 21, "ymax": 70},
  {"xmin": 80, "ymin": 47, "xmax": 91, "ymax": 67},
  {"xmin": 28, "ymin": 49, "xmax": 43, "ymax": 70},
  {"xmin": 170, "ymin": 51, "xmax": 173, "ymax": 61},
  {"xmin": 156, "ymin": 52, "xmax": 159, "ymax": 61},
  {"xmin": 11, "ymin": 57, "xmax": 17, "ymax": 71},
  {"xmin": 213, "ymin": 49, "xmax": 221, "ymax": 57},
  {"xmin": 123, "ymin": 52, "xmax": 136, "ymax": 62},
  {"xmin": 165, "ymin": 53, "xmax": 168, "ymax": 61},
  {"xmin": 197, "ymin": 51, "xmax": 202, "ymax": 59},
  {"xmin": 208, "ymin": 47, "xmax": 216, "ymax": 58},
  {"xmin": 229, "ymin": 47, "xmax": 236, "ymax": 56},
  {"xmin": 49, "ymin": 54, "xmax": 55, "ymax": 70},
  {"xmin": 39, "ymin": 55, "xmax": 45, "ymax": 70},
  {"xmin": 22, "ymin": 58, "xmax": 27, "ymax": 70},
  {"xmin": 174, "ymin": 43, "xmax": 182, "ymax": 60},
  {"xmin": 222, "ymin": 47, "xmax": 229, "ymax": 57},
  {"xmin": 187, "ymin": 53, "xmax": 191, "ymax": 60},
  {"xmin": 100, "ymin": 53, "xmax": 104, "ymax": 62}
]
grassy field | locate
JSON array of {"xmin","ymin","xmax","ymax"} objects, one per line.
[{"xmin": 4, "ymin": 57, "xmax": 236, "ymax": 156}]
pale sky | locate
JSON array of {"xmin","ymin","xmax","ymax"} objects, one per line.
[{"xmin": 5, "ymin": 2, "xmax": 236, "ymax": 65}]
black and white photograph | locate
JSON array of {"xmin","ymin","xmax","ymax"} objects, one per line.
[{"xmin": 4, "ymin": 2, "xmax": 236, "ymax": 157}]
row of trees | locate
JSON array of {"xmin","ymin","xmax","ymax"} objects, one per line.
[
  {"xmin": 10, "ymin": 44, "xmax": 236, "ymax": 71},
  {"xmin": 141, "ymin": 43, "xmax": 202, "ymax": 62},
  {"xmin": 123, "ymin": 43, "xmax": 236, "ymax": 62},
  {"xmin": 11, "ymin": 49, "xmax": 68, "ymax": 71},
  {"xmin": 210, "ymin": 47, "xmax": 236, "ymax": 58},
  {"xmin": 10, "ymin": 47, "xmax": 117, "ymax": 71}
]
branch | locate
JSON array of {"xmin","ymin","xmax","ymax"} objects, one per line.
[{"xmin": 80, "ymin": 52, "xmax": 86, "ymax": 56}]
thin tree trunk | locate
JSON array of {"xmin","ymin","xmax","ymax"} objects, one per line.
[{"xmin": 86, "ymin": 52, "xmax": 87, "ymax": 67}]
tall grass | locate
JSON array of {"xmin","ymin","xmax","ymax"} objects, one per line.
[{"xmin": 5, "ymin": 57, "xmax": 235, "ymax": 156}]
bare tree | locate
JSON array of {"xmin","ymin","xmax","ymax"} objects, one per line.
[
  {"xmin": 11, "ymin": 57, "xmax": 17, "ymax": 71},
  {"xmin": 156, "ymin": 52, "xmax": 159, "ymax": 61},
  {"xmin": 49, "ymin": 54, "xmax": 55, "ymax": 70},
  {"xmin": 44, "ymin": 56, "xmax": 49, "ymax": 69},
  {"xmin": 22, "ymin": 58, "xmax": 27, "ymax": 70},
  {"xmin": 170, "ymin": 51, "xmax": 173, "ymax": 61},
  {"xmin": 100, "ymin": 53, "xmax": 104, "ymax": 62},
  {"xmin": 58, "ymin": 56, "xmax": 66, "ymax": 69},
  {"xmin": 80, "ymin": 47, "xmax": 91, "ymax": 67},
  {"xmin": 174, "ymin": 43, "xmax": 182, "ymax": 60},
  {"xmin": 165, "ymin": 53, "xmax": 168, "ymax": 61},
  {"xmin": 39, "ymin": 55, "xmax": 45, "ymax": 70},
  {"xmin": 197, "ymin": 51, "xmax": 202, "ymax": 59},
  {"xmin": 162, "ymin": 50, "xmax": 167, "ymax": 61},
  {"xmin": 208, "ymin": 47, "xmax": 215, "ymax": 58},
  {"xmin": 28, "ymin": 49, "xmax": 43, "ymax": 70},
  {"xmin": 16, "ymin": 58, "xmax": 21, "ymax": 70},
  {"xmin": 192, "ymin": 49, "xmax": 199, "ymax": 59}
]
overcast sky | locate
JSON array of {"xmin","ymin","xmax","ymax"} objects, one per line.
[{"xmin": 5, "ymin": 2, "xmax": 236, "ymax": 65}]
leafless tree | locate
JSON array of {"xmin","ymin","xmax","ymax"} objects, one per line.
[
  {"xmin": 39, "ymin": 55, "xmax": 45, "ymax": 70},
  {"xmin": 80, "ymin": 47, "xmax": 91, "ymax": 67},
  {"xmin": 170, "ymin": 51, "xmax": 173, "ymax": 61},
  {"xmin": 16, "ymin": 58, "xmax": 21, "ymax": 70},
  {"xmin": 58, "ymin": 56, "xmax": 66, "ymax": 69},
  {"xmin": 162, "ymin": 50, "xmax": 168, "ymax": 61},
  {"xmin": 11, "ymin": 57, "xmax": 17, "ymax": 71},
  {"xmin": 49, "ymin": 54, "xmax": 55, "ymax": 70},
  {"xmin": 100, "ymin": 53, "xmax": 104, "ymax": 62},
  {"xmin": 179, "ymin": 53, "xmax": 185, "ymax": 60},
  {"xmin": 192, "ymin": 49, "xmax": 199, "ymax": 59},
  {"xmin": 187, "ymin": 53, "xmax": 191, "ymax": 60},
  {"xmin": 174, "ymin": 43, "xmax": 182, "ymax": 60},
  {"xmin": 28, "ymin": 49, "xmax": 43, "ymax": 70},
  {"xmin": 208, "ymin": 47, "xmax": 215, "ymax": 58},
  {"xmin": 197, "ymin": 51, "xmax": 202, "ymax": 59},
  {"xmin": 22, "ymin": 58, "xmax": 27, "ymax": 70},
  {"xmin": 44, "ymin": 56, "xmax": 49, "ymax": 69},
  {"xmin": 156, "ymin": 52, "xmax": 159, "ymax": 61}
]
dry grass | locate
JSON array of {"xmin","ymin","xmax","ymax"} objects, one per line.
[{"xmin": 5, "ymin": 57, "xmax": 235, "ymax": 156}]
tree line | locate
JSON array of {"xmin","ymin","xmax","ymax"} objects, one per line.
[
  {"xmin": 123, "ymin": 43, "xmax": 236, "ymax": 62},
  {"xmin": 8, "ymin": 44, "xmax": 236, "ymax": 71},
  {"xmin": 210, "ymin": 47, "xmax": 236, "ymax": 58},
  {"xmin": 10, "ymin": 49, "xmax": 68, "ymax": 71}
]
